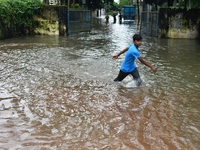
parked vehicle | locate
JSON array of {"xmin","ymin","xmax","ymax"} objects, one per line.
[{"xmin": 122, "ymin": 6, "xmax": 136, "ymax": 20}]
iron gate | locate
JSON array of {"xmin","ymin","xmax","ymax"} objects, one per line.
[
  {"xmin": 68, "ymin": 10, "xmax": 91, "ymax": 34},
  {"xmin": 140, "ymin": 11, "xmax": 159, "ymax": 37}
]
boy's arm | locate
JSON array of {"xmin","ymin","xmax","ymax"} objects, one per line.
[
  {"xmin": 138, "ymin": 57, "xmax": 157, "ymax": 72},
  {"xmin": 112, "ymin": 47, "xmax": 128, "ymax": 60}
]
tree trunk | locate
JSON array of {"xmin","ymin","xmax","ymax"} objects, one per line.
[
  {"xmin": 73, "ymin": 0, "xmax": 75, "ymax": 7},
  {"xmin": 167, "ymin": 0, "xmax": 174, "ymax": 7},
  {"xmin": 184, "ymin": 0, "xmax": 188, "ymax": 9}
]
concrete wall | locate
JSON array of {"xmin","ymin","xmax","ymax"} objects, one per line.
[
  {"xmin": 0, "ymin": 6, "xmax": 93, "ymax": 39},
  {"xmin": 34, "ymin": 6, "xmax": 67, "ymax": 36},
  {"xmin": 0, "ymin": 6, "xmax": 68, "ymax": 39},
  {"xmin": 159, "ymin": 8, "xmax": 200, "ymax": 38}
]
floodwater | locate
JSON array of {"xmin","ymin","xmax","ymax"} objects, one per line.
[{"xmin": 0, "ymin": 17, "xmax": 200, "ymax": 150}]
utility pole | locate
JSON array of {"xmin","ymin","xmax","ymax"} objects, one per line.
[
  {"xmin": 67, "ymin": 0, "xmax": 70, "ymax": 35},
  {"xmin": 68, "ymin": 0, "xmax": 70, "ymax": 8},
  {"xmin": 73, "ymin": 0, "xmax": 75, "ymax": 8},
  {"xmin": 137, "ymin": 0, "xmax": 140, "ymax": 25},
  {"xmin": 130, "ymin": 0, "xmax": 133, "ymax": 5}
]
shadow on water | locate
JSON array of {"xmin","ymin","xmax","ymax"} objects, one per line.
[{"xmin": 0, "ymin": 17, "xmax": 200, "ymax": 149}]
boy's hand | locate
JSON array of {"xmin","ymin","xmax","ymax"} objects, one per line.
[
  {"xmin": 151, "ymin": 66, "xmax": 157, "ymax": 72},
  {"xmin": 112, "ymin": 48, "xmax": 128, "ymax": 60},
  {"xmin": 112, "ymin": 54, "xmax": 118, "ymax": 60}
]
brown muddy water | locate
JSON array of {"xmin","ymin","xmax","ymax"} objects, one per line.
[{"xmin": 0, "ymin": 17, "xmax": 200, "ymax": 150}]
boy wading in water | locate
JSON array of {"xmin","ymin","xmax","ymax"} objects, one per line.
[{"xmin": 112, "ymin": 34, "xmax": 157, "ymax": 86}]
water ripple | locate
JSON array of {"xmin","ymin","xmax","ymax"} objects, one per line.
[{"xmin": 0, "ymin": 18, "xmax": 200, "ymax": 149}]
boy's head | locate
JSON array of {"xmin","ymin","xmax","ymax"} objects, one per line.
[
  {"xmin": 133, "ymin": 34, "xmax": 142, "ymax": 41},
  {"xmin": 133, "ymin": 34, "xmax": 142, "ymax": 47}
]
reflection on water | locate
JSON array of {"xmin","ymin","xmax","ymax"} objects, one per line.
[{"xmin": 0, "ymin": 17, "xmax": 200, "ymax": 150}]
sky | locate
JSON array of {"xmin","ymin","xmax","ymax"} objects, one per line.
[{"xmin": 114, "ymin": 0, "xmax": 119, "ymax": 4}]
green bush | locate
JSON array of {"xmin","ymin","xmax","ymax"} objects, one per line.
[
  {"xmin": 0, "ymin": 0, "xmax": 44, "ymax": 35},
  {"xmin": 70, "ymin": 3, "xmax": 81, "ymax": 9}
]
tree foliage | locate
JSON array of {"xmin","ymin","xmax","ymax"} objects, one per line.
[
  {"xmin": 178, "ymin": 0, "xmax": 200, "ymax": 9},
  {"xmin": 86, "ymin": 0, "xmax": 103, "ymax": 10},
  {"xmin": 143, "ymin": 0, "xmax": 200, "ymax": 9},
  {"xmin": 190, "ymin": 0, "xmax": 200, "ymax": 8},
  {"xmin": 0, "ymin": 0, "xmax": 44, "ymax": 35},
  {"xmin": 143, "ymin": 0, "xmax": 167, "ymax": 10},
  {"xmin": 119, "ymin": 0, "xmax": 135, "ymax": 7},
  {"xmin": 73, "ymin": 0, "xmax": 115, "ymax": 10},
  {"xmin": 145, "ymin": 0, "xmax": 167, "ymax": 6}
]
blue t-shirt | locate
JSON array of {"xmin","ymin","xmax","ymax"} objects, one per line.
[{"xmin": 120, "ymin": 44, "xmax": 140, "ymax": 72}]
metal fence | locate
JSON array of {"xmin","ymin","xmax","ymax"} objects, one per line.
[
  {"xmin": 68, "ymin": 10, "xmax": 91, "ymax": 34},
  {"xmin": 140, "ymin": 11, "xmax": 159, "ymax": 37}
]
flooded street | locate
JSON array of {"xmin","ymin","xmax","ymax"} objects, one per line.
[{"xmin": 0, "ymin": 17, "xmax": 200, "ymax": 150}]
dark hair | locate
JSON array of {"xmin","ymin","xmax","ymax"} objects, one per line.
[{"xmin": 133, "ymin": 34, "xmax": 142, "ymax": 41}]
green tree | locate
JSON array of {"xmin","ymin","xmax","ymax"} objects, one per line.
[
  {"xmin": 143, "ymin": 0, "xmax": 167, "ymax": 10},
  {"xmin": 143, "ymin": 0, "xmax": 200, "ymax": 9},
  {"xmin": 178, "ymin": 0, "xmax": 200, "ymax": 9},
  {"xmin": 0, "ymin": 0, "xmax": 44, "ymax": 36},
  {"xmin": 189, "ymin": 0, "xmax": 200, "ymax": 8},
  {"xmin": 86, "ymin": 0, "xmax": 103, "ymax": 10},
  {"xmin": 85, "ymin": 0, "xmax": 115, "ymax": 10},
  {"xmin": 119, "ymin": 0, "xmax": 134, "ymax": 7}
]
